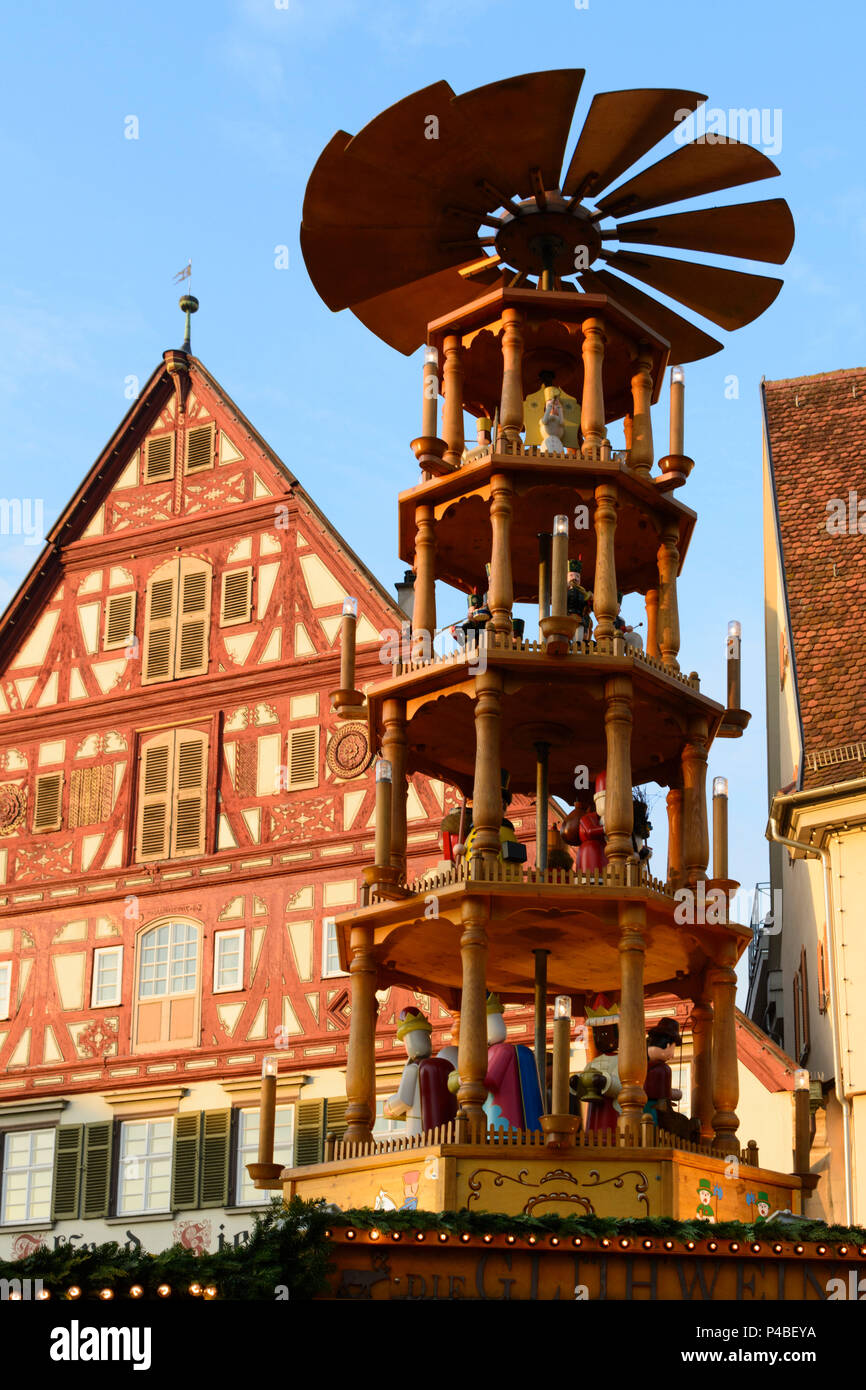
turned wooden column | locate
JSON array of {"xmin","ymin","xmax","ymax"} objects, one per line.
[
  {"xmin": 690, "ymin": 994, "xmax": 715, "ymax": 1140},
  {"xmin": 344, "ymin": 924, "xmax": 378, "ymax": 1142},
  {"xmin": 442, "ymin": 333, "xmax": 465, "ymax": 467},
  {"xmin": 617, "ymin": 903, "xmax": 647, "ymax": 1137},
  {"xmin": 470, "ymin": 670, "xmax": 503, "ymax": 871},
  {"xmin": 488, "ymin": 472, "xmax": 514, "ymax": 634},
  {"xmin": 629, "ymin": 345, "xmax": 654, "ymax": 482},
  {"xmin": 666, "ymin": 784, "xmax": 685, "ymax": 890},
  {"xmin": 581, "ymin": 317, "xmax": 607, "ymax": 456},
  {"xmin": 382, "ymin": 697, "xmax": 407, "ymax": 880},
  {"xmin": 593, "ymin": 482, "xmax": 618, "ymax": 645},
  {"xmin": 499, "ymin": 308, "xmax": 524, "ymax": 446},
  {"xmin": 604, "ymin": 674, "xmax": 634, "ymax": 867},
  {"xmin": 645, "ymin": 588, "xmax": 659, "ymax": 658},
  {"xmin": 413, "ymin": 503, "xmax": 436, "ymax": 643},
  {"xmin": 457, "ymin": 897, "xmax": 489, "ymax": 1126},
  {"xmin": 682, "ymin": 715, "xmax": 710, "ymax": 885},
  {"xmin": 657, "ymin": 522, "xmax": 681, "ymax": 671},
  {"xmin": 710, "ymin": 944, "xmax": 740, "ymax": 1153}
]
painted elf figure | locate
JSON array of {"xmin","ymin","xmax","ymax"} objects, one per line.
[
  {"xmin": 696, "ymin": 1179, "xmax": 716, "ymax": 1223},
  {"xmin": 383, "ymin": 1007, "xmax": 457, "ymax": 1136}
]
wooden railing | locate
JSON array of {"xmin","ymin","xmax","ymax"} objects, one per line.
[
  {"xmin": 324, "ymin": 1118, "xmax": 757, "ymax": 1166},
  {"xmin": 382, "ymin": 858, "xmax": 672, "ymax": 901},
  {"xmin": 457, "ymin": 440, "xmax": 631, "ymax": 466}
]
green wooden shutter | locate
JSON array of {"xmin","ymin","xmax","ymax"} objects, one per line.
[
  {"xmin": 295, "ymin": 1100, "xmax": 325, "ymax": 1166},
  {"xmin": 81, "ymin": 1122, "xmax": 114, "ymax": 1219},
  {"xmin": 52, "ymin": 1125, "xmax": 83, "ymax": 1220},
  {"xmin": 171, "ymin": 1113, "xmax": 201, "ymax": 1209},
  {"xmin": 325, "ymin": 1099, "xmax": 349, "ymax": 1141},
  {"xmin": 200, "ymin": 1110, "xmax": 231, "ymax": 1208}
]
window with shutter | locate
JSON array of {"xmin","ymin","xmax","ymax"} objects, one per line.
[
  {"xmin": 170, "ymin": 1114, "xmax": 200, "ymax": 1209},
  {"xmin": 118, "ymin": 1118, "xmax": 173, "ymax": 1215},
  {"xmin": 325, "ymin": 1098, "xmax": 349, "ymax": 1141},
  {"xmin": 69, "ymin": 765, "xmax": 113, "ymax": 829},
  {"xmin": 144, "ymin": 433, "xmax": 174, "ymax": 482},
  {"xmin": 143, "ymin": 558, "xmax": 211, "ymax": 684},
  {"xmin": 104, "ymin": 592, "xmax": 136, "ymax": 650},
  {"xmin": 33, "ymin": 771, "xmax": 63, "ymax": 832},
  {"xmin": 220, "ymin": 568, "xmax": 253, "ymax": 627},
  {"xmin": 50, "ymin": 1126, "xmax": 82, "ymax": 1221},
  {"xmin": 200, "ymin": 1110, "xmax": 231, "ymax": 1208},
  {"xmin": 287, "ymin": 727, "xmax": 319, "ymax": 790},
  {"xmin": 185, "ymin": 423, "xmax": 214, "ymax": 474},
  {"xmin": 81, "ymin": 1121, "xmax": 114, "ymax": 1219},
  {"xmin": 136, "ymin": 728, "xmax": 209, "ymax": 863},
  {"xmin": 295, "ymin": 1099, "xmax": 325, "ymax": 1166}
]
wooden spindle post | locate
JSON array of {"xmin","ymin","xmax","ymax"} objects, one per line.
[
  {"xmin": 682, "ymin": 715, "xmax": 710, "ymax": 886},
  {"xmin": 488, "ymin": 473, "xmax": 514, "ymax": 634},
  {"xmin": 604, "ymin": 675, "xmax": 634, "ymax": 866},
  {"xmin": 690, "ymin": 994, "xmax": 714, "ymax": 1140},
  {"xmin": 470, "ymin": 669, "xmax": 503, "ymax": 872},
  {"xmin": 581, "ymin": 318, "xmax": 607, "ymax": 456},
  {"xmin": 629, "ymin": 344, "xmax": 654, "ymax": 482},
  {"xmin": 593, "ymin": 482, "xmax": 618, "ymax": 645},
  {"xmin": 344, "ymin": 924, "xmax": 377, "ymax": 1142},
  {"xmin": 617, "ymin": 903, "xmax": 647, "ymax": 1138},
  {"xmin": 657, "ymin": 522, "xmax": 681, "ymax": 670},
  {"xmin": 666, "ymin": 784, "xmax": 685, "ymax": 890},
  {"xmin": 413, "ymin": 504, "xmax": 436, "ymax": 644},
  {"xmin": 710, "ymin": 944, "xmax": 740, "ymax": 1154},
  {"xmin": 457, "ymin": 897, "xmax": 489, "ymax": 1125},
  {"xmin": 499, "ymin": 308, "xmax": 524, "ymax": 446},
  {"xmin": 382, "ymin": 698, "xmax": 408, "ymax": 881},
  {"xmin": 645, "ymin": 587, "xmax": 659, "ymax": 658}
]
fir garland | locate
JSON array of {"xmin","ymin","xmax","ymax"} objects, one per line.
[{"xmin": 2, "ymin": 1198, "xmax": 863, "ymax": 1299}]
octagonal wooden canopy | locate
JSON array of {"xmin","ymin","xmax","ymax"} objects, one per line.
[
  {"xmin": 426, "ymin": 289, "xmax": 670, "ymax": 423},
  {"xmin": 365, "ymin": 643, "xmax": 723, "ymax": 800},
  {"xmin": 398, "ymin": 453, "xmax": 696, "ymax": 600},
  {"xmin": 335, "ymin": 876, "xmax": 750, "ymax": 1009}
]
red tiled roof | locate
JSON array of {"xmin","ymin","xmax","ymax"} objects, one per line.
[{"xmin": 763, "ymin": 367, "xmax": 866, "ymax": 790}]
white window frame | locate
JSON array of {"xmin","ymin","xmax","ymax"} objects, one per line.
[
  {"xmin": 116, "ymin": 1117, "xmax": 174, "ymax": 1216},
  {"xmin": 373, "ymin": 1096, "xmax": 405, "ymax": 1138},
  {"xmin": 91, "ymin": 945, "xmax": 123, "ymax": 1008},
  {"xmin": 0, "ymin": 961, "xmax": 11, "ymax": 1020},
  {"xmin": 235, "ymin": 1105, "xmax": 295, "ymax": 1205},
  {"xmin": 321, "ymin": 918, "xmax": 347, "ymax": 979},
  {"xmin": 214, "ymin": 928, "xmax": 245, "ymax": 994},
  {"xmin": 1, "ymin": 1127, "xmax": 56, "ymax": 1225},
  {"xmin": 138, "ymin": 921, "xmax": 198, "ymax": 999}
]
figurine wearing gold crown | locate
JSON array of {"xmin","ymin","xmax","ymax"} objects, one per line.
[
  {"xmin": 572, "ymin": 994, "xmax": 621, "ymax": 1134},
  {"xmin": 481, "ymin": 992, "xmax": 544, "ymax": 1132},
  {"xmin": 383, "ymin": 1007, "xmax": 458, "ymax": 1135}
]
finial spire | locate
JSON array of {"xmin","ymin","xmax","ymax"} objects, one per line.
[{"xmin": 179, "ymin": 293, "xmax": 199, "ymax": 354}]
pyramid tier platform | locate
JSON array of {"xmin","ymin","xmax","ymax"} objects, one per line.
[
  {"xmin": 399, "ymin": 447, "xmax": 695, "ymax": 599},
  {"xmin": 365, "ymin": 635, "xmax": 722, "ymax": 801},
  {"xmin": 335, "ymin": 863, "xmax": 749, "ymax": 1007}
]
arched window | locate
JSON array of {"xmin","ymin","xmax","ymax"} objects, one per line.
[
  {"xmin": 143, "ymin": 556, "xmax": 212, "ymax": 683},
  {"xmin": 134, "ymin": 919, "xmax": 201, "ymax": 1052}
]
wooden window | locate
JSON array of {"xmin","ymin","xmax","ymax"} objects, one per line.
[
  {"xmin": 51, "ymin": 1126, "xmax": 83, "ymax": 1221},
  {"xmin": 185, "ymin": 422, "xmax": 214, "ymax": 475},
  {"xmin": 81, "ymin": 1121, "xmax": 114, "ymax": 1220},
  {"xmin": 117, "ymin": 1118, "xmax": 173, "ymax": 1215},
  {"xmin": 69, "ymin": 765, "xmax": 113, "ymax": 829},
  {"xmin": 33, "ymin": 771, "xmax": 63, "ymax": 832},
  {"xmin": 0, "ymin": 961, "xmax": 11, "ymax": 1020},
  {"xmin": 104, "ymin": 592, "xmax": 136, "ymax": 650},
  {"xmin": 143, "ymin": 557, "xmax": 212, "ymax": 684},
  {"xmin": 199, "ymin": 1110, "xmax": 231, "ymax": 1208},
  {"xmin": 91, "ymin": 945, "xmax": 123, "ymax": 1007},
  {"xmin": 2, "ymin": 1127, "xmax": 55, "ymax": 1224},
  {"xmin": 214, "ymin": 928, "xmax": 244, "ymax": 993},
  {"xmin": 294, "ymin": 1098, "xmax": 347, "ymax": 1167},
  {"xmin": 220, "ymin": 568, "xmax": 253, "ymax": 627},
  {"xmin": 144, "ymin": 433, "xmax": 174, "ymax": 483},
  {"xmin": 170, "ymin": 1113, "xmax": 200, "ymax": 1209},
  {"xmin": 135, "ymin": 728, "xmax": 209, "ymax": 862},
  {"xmin": 287, "ymin": 727, "xmax": 319, "ymax": 790},
  {"xmin": 322, "ymin": 918, "xmax": 346, "ymax": 978},
  {"xmin": 133, "ymin": 918, "xmax": 201, "ymax": 1052},
  {"xmin": 235, "ymin": 1105, "xmax": 294, "ymax": 1205}
]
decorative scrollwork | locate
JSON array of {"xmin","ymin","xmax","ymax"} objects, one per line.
[
  {"xmin": 585, "ymin": 1167, "xmax": 650, "ymax": 1214},
  {"xmin": 326, "ymin": 722, "xmax": 372, "ymax": 780},
  {"xmin": 0, "ymin": 783, "xmax": 26, "ymax": 836}
]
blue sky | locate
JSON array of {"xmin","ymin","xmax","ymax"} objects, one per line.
[{"xmin": 1, "ymin": 0, "xmax": 864, "ymax": 977}]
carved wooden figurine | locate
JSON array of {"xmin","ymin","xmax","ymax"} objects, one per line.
[{"xmin": 383, "ymin": 1007, "xmax": 457, "ymax": 1134}]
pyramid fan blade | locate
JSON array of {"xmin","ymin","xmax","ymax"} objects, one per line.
[
  {"xmin": 598, "ymin": 138, "xmax": 780, "ymax": 218},
  {"xmin": 300, "ymin": 224, "xmax": 483, "ymax": 313},
  {"xmin": 604, "ymin": 249, "xmax": 783, "ymax": 330},
  {"xmin": 563, "ymin": 89, "xmax": 706, "ymax": 199},
  {"xmin": 578, "ymin": 268, "xmax": 722, "ymax": 363},
  {"xmin": 451, "ymin": 69, "xmax": 585, "ymax": 195},
  {"xmin": 612, "ymin": 199, "xmax": 795, "ymax": 264},
  {"xmin": 302, "ymin": 130, "xmax": 457, "ymax": 231},
  {"xmin": 352, "ymin": 261, "xmax": 508, "ymax": 356}
]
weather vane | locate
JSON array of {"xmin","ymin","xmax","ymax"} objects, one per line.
[{"xmin": 173, "ymin": 260, "xmax": 198, "ymax": 353}]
